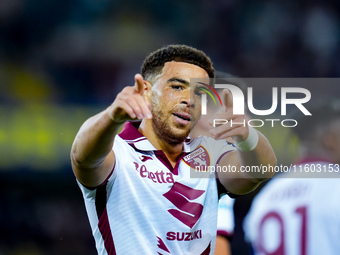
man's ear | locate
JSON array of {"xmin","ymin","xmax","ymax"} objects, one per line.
[
  {"xmin": 144, "ymin": 80, "xmax": 152, "ymax": 92},
  {"xmin": 143, "ymin": 80, "xmax": 153, "ymax": 104}
]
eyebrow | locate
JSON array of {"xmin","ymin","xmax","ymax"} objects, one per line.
[{"xmin": 166, "ymin": 77, "xmax": 190, "ymax": 86}]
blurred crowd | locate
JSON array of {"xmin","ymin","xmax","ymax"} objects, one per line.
[
  {"xmin": 1, "ymin": 0, "xmax": 340, "ymax": 254},
  {"xmin": 1, "ymin": 0, "xmax": 340, "ymax": 106}
]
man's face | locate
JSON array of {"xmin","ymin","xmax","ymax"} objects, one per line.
[{"xmin": 148, "ymin": 61, "xmax": 209, "ymax": 144}]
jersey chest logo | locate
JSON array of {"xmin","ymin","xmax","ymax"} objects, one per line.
[
  {"xmin": 163, "ymin": 182, "xmax": 205, "ymax": 228},
  {"xmin": 182, "ymin": 145, "xmax": 210, "ymax": 171}
]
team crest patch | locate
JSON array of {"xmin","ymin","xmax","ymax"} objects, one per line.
[{"xmin": 183, "ymin": 145, "xmax": 210, "ymax": 171}]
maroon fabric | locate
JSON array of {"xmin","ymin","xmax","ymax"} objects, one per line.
[
  {"xmin": 118, "ymin": 121, "xmax": 144, "ymax": 141},
  {"xmin": 95, "ymin": 181, "xmax": 116, "ymax": 254},
  {"xmin": 200, "ymin": 242, "xmax": 211, "ymax": 255}
]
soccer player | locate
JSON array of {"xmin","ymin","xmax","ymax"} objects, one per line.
[
  {"xmin": 243, "ymin": 99, "xmax": 340, "ymax": 255},
  {"xmin": 71, "ymin": 44, "xmax": 276, "ymax": 254}
]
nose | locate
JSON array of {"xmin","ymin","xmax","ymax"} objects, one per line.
[
  {"xmin": 180, "ymin": 91, "xmax": 194, "ymax": 108},
  {"xmin": 181, "ymin": 98, "xmax": 191, "ymax": 106}
]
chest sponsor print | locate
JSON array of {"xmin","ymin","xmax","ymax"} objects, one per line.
[{"xmin": 133, "ymin": 162, "xmax": 174, "ymax": 184}]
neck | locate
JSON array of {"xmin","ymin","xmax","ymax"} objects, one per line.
[{"xmin": 138, "ymin": 119, "xmax": 184, "ymax": 163}]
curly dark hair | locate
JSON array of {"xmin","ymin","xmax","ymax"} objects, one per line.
[{"xmin": 141, "ymin": 44, "xmax": 215, "ymax": 81}]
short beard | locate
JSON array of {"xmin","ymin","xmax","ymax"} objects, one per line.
[{"xmin": 151, "ymin": 102, "xmax": 189, "ymax": 146}]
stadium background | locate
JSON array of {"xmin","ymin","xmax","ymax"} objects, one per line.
[{"xmin": 0, "ymin": 0, "xmax": 339, "ymax": 254}]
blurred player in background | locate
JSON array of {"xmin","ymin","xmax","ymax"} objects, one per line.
[
  {"xmin": 243, "ymin": 98, "xmax": 340, "ymax": 255},
  {"xmin": 215, "ymin": 195, "xmax": 235, "ymax": 255},
  {"xmin": 71, "ymin": 44, "xmax": 276, "ymax": 254}
]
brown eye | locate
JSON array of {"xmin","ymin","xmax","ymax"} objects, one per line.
[{"xmin": 171, "ymin": 85, "xmax": 183, "ymax": 90}]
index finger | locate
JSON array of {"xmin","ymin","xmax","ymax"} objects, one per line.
[
  {"xmin": 222, "ymin": 88, "xmax": 233, "ymax": 110},
  {"xmin": 134, "ymin": 74, "xmax": 145, "ymax": 95}
]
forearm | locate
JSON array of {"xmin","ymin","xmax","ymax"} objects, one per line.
[
  {"xmin": 71, "ymin": 74, "xmax": 151, "ymax": 187},
  {"xmin": 218, "ymin": 130, "xmax": 276, "ymax": 195},
  {"xmin": 71, "ymin": 108, "xmax": 122, "ymax": 169},
  {"xmin": 237, "ymin": 130, "xmax": 277, "ymax": 180}
]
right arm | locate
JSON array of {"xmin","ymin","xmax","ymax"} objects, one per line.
[{"xmin": 70, "ymin": 74, "xmax": 151, "ymax": 187}]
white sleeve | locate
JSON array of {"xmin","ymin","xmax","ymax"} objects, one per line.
[{"xmin": 196, "ymin": 136, "xmax": 237, "ymax": 166}]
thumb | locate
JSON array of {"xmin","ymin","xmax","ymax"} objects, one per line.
[{"xmin": 134, "ymin": 74, "xmax": 145, "ymax": 95}]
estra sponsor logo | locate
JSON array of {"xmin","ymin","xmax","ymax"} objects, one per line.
[{"xmin": 133, "ymin": 162, "xmax": 174, "ymax": 184}]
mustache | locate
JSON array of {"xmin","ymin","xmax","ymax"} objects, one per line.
[{"xmin": 171, "ymin": 105, "xmax": 191, "ymax": 114}]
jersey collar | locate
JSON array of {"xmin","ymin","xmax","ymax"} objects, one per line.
[{"xmin": 118, "ymin": 121, "xmax": 192, "ymax": 152}]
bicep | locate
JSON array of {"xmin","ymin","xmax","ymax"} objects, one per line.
[
  {"xmin": 217, "ymin": 150, "xmax": 240, "ymax": 178},
  {"xmin": 72, "ymin": 150, "xmax": 116, "ymax": 188}
]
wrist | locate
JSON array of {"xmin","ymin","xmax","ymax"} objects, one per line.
[
  {"xmin": 234, "ymin": 127, "xmax": 259, "ymax": 152},
  {"xmin": 106, "ymin": 105, "xmax": 126, "ymax": 124}
]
